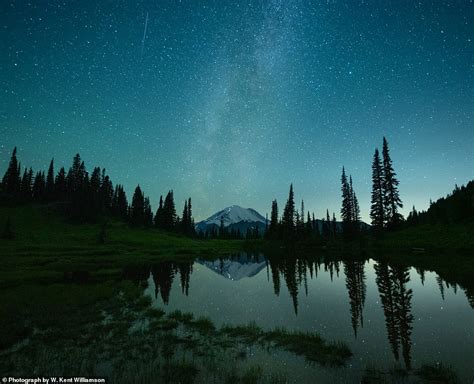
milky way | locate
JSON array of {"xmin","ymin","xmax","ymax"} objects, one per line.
[{"xmin": 1, "ymin": 1, "xmax": 472, "ymax": 221}]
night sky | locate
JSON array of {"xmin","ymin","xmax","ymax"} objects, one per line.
[{"xmin": 1, "ymin": 1, "xmax": 472, "ymax": 222}]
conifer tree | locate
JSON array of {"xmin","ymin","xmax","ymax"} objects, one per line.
[
  {"xmin": 32, "ymin": 171, "xmax": 46, "ymax": 201},
  {"xmin": 20, "ymin": 167, "xmax": 33, "ymax": 200},
  {"xmin": 154, "ymin": 195, "xmax": 164, "ymax": 228},
  {"xmin": 112, "ymin": 184, "xmax": 128, "ymax": 220},
  {"xmin": 332, "ymin": 213, "xmax": 337, "ymax": 236},
  {"xmin": 370, "ymin": 148, "xmax": 385, "ymax": 230},
  {"xmin": 1, "ymin": 147, "xmax": 21, "ymax": 195},
  {"xmin": 341, "ymin": 167, "xmax": 353, "ymax": 234},
  {"xmin": 282, "ymin": 184, "xmax": 295, "ymax": 238},
  {"xmin": 382, "ymin": 137, "xmax": 403, "ymax": 228},
  {"xmin": 130, "ymin": 185, "xmax": 145, "ymax": 227},
  {"xmin": 268, "ymin": 199, "xmax": 279, "ymax": 238},
  {"xmin": 350, "ymin": 176, "xmax": 360, "ymax": 233},
  {"xmin": 162, "ymin": 190, "xmax": 176, "ymax": 231},
  {"xmin": 45, "ymin": 159, "xmax": 55, "ymax": 200},
  {"xmin": 306, "ymin": 211, "xmax": 312, "ymax": 235},
  {"xmin": 100, "ymin": 174, "xmax": 114, "ymax": 213},
  {"xmin": 144, "ymin": 197, "xmax": 154, "ymax": 227},
  {"xmin": 55, "ymin": 167, "xmax": 67, "ymax": 200}
]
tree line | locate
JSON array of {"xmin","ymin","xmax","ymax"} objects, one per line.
[{"xmin": 0, "ymin": 148, "xmax": 195, "ymax": 236}]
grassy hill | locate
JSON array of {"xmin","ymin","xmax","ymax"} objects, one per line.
[{"xmin": 0, "ymin": 204, "xmax": 243, "ymax": 288}]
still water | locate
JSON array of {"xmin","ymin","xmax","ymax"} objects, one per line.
[{"xmin": 141, "ymin": 254, "xmax": 474, "ymax": 382}]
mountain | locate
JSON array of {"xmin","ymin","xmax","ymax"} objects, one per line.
[
  {"xmin": 195, "ymin": 205, "xmax": 267, "ymax": 234},
  {"xmin": 198, "ymin": 254, "xmax": 267, "ymax": 281}
]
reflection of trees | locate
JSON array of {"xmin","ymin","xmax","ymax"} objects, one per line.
[
  {"xmin": 375, "ymin": 262, "xmax": 414, "ymax": 369},
  {"xmin": 177, "ymin": 263, "xmax": 192, "ymax": 296},
  {"xmin": 150, "ymin": 261, "xmax": 193, "ymax": 305},
  {"xmin": 267, "ymin": 255, "xmax": 346, "ymax": 316},
  {"xmin": 343, "ymin": 261, "xmax": 366, "ymax": 338}
]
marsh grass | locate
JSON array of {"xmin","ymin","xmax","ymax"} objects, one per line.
[{"xmin": 220, "ymin": 323, "xmax": 352, "ymax": 366}]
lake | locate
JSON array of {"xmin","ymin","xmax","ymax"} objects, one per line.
[{"xmin": 142, "ymin": 253, "xmax": 474, "ymax": 383}]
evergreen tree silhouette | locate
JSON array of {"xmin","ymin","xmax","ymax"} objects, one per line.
[
  {"xmin": 55, "ymin": 167, "xmax": 67, "ymax": 200},
  {"xmin": 112, "ymin": 185, "xmax": 128, "ymax": 220},
  {"xmin": 162, "ymin": 190, "xmax": 176, "ymax": 231},
  {"xmin": 344, "ymin": 261, "xmax": 366, "ymax": 337},
  {"xmin": 374, "ymin": 262, "xmax": 401, "ymax": 361},
  {"xmin": 45, "ymin": 159, "xmax": 55, "ymax": 201},
  {"xmin": 350, "ymin": 176, "xmax": 360, "ymax": 233},
  {"xmin": 20, "ymin": 167, "xmax": 33, "ymax": 201},
  {"xmin": 130, "ymin": 185, "xmax": 145, "ymax": 227},
  {"xmin": 382, "ymin": 137, "xmax": 403, "ymax": 228},
  {"xmin": 100, "ymin": 172, "xmax": 114, "ymax": 214},
  {"xmin": 1, "ymin": 147, "xmax": 21, "ymax": 196},
  {"xmin": 144, "ymin": 197, "xmax": 154, "ymax": 227},
  {"xmin": 282, "ymin": 184, "xmax": 295, "ymax": 239},
  {"xmin": 341, "ymin": 167, "xmax": 353, "ymax": 235},
  {"xmin": 268, "ymin": 199, "xmax": 279, "ymax": 238},
  {"xmin": 370, "ymin": 148, "xmax": 385, "ymax": 230},
  {"xmin": 32, "ymin": 171, "xmax": 46, "ymax": 201},
  {"xmin": 154, "ymin": 195, "xmax": 164, "ymax": 228}
]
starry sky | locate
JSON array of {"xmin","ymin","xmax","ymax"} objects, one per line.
[{"xmin": 1, "ymin": 0, "xmax": 472, "ymax": 222}]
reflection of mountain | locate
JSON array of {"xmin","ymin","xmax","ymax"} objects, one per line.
[{"xmin": 199, "ymin": 254, "xmax": 267, "ymax": 281}]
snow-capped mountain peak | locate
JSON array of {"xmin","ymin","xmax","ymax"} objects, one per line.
[{"xmin": 200, "ymin": 205, "xmax": 266, "ymax": 227}]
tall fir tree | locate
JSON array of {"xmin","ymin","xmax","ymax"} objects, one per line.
[
  {"xmin": 20, "ymin": 167, "xmax": 33, "ymax": 200},
  {"xmin": 130, "ymin": 185, "xmax": 145, "ymax": 227},
  {"xmin": 341, "ymin": 167, "xmax": 353, "ymax": 234},
  {"xmin": 32, "ymin": 171, "xmax": 46, "ymax": 201},
  {"xmin": 45, "ymin": 159, "xmax": 55, "ymax": 200},
  {"xmin": 268, "ymin": 199, "xmax": 279, "ymax": 238},
  {"xmin": 55, "ymin": 167, "xmax": 67, "ymax": 200},
  {"xmin": 350, "ymin": 176, "xmax": 360, "ymax": 233},
  {"xmin": 1, "ymin": 147, "xmax": 21, "ymax": 195},
  {"xmin": 154, "ymin": 195, "xmax": 164, "ymax": 228},
  {"xmin": 144, "ymin": 197, "xmax": 154, "ymax": 227},
  {"xmin": 382, "ymin": 137, "xmax": 403, "ymax": 228},
  {"xmin": 282, "ymin": 184, "xmax": 295, "ymax": 238},
  {"xmin": 162, "ymin": 190, "xmax": 176, "ymax": 231},
  {"xmin": 370, "ymin": 148, "xmax": 385, "ymax": 230}
]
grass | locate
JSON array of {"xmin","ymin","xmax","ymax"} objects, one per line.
[
  {"xmin": 220, "ymin": 322, "xmax": 352, "ymax": 366},
  {"xmin": 362, "ymin": 363, "xmax": 459, "ymax": 384},
  {"xmin": 0, "ymin": 204, "xmax": 243, "ymax": 289}
]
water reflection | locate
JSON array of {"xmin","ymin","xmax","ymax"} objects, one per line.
[
  {"xmin": 344, "ymin": 261, "xmax": 366, "ymax": 338},
  {"xmin": 374, "ymin": 263, "xmax": 413, "ymax": 369},
  {"xmin": 123, "ymin": 253, "xmax": 473, "ymax": 373}
]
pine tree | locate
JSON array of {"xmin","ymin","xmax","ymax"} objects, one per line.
[
  {"xmin": 130, "ymin": 185, "xmax": 145, "ymax": 227},
  {"xmin": 268, "ymin": 199, "xmax": 279, "ymax": 238},
  {"xmin": 1, "ymin": 147, "xmax": 21, "ymax": 195},
  {"xmin": 112, "ymin": 184, "xmax": 128, "ymax": 220},
  {"xmin": 67, "ymin": 154, "xmax": 83, "ymax": 193},
  {"xmin": 306, "ymin": 211, "xmax": 312, "ymax": 235},
  {"xmin": 162, "ymin": 190, "xmax": 176, "ymax": 231},
  {"xmin": 341, "ymin": 167, "xmax": 353, "ymax": 234},
  {"xmin": 32, "ymin": 171, "xmax": 46, "ymax": 201},
  {"xmin": 382, "ymin": 137, "xmax": 403, "ymax": 228},
  {"xmin": 100, "ymin": 173, "xmax": 114, "ymax": 213},
  {"xmin": 20, "ymin": 167, "xmax": 33, "ymax": 200},
  {"xmin": 370, "ymin": 148, "xmax": 385, "ymax": 230},
  {"xmin": 282, "ymin": 184, "xmax": 295, "ymax": 238},
  {"xmin": 55, "ymin": 167, "xmax": 67, "ymax": 200},
  {"xmin": 144, "ymin": 197, "xmax": 153, "ymax": 227},
  {"xmin": 181, "ymin": 200, "xmax": 189, "ymax": 233},
  {"xmin": 45, "ymin": 159, "xmax": 55, "ymax": 200},
  {"xmin": 350, "ymin": 176, "xmax": 360, "ymax": 233},
  {"xmin": 154, "ymin": 195, "xmax": 164, "ymax": 228}
]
